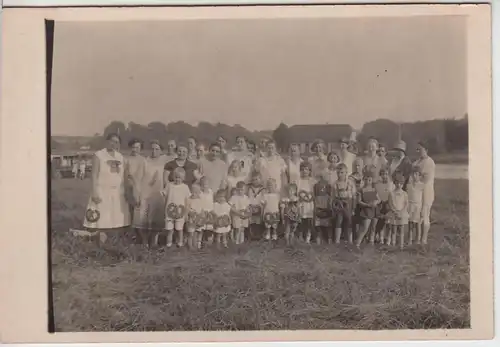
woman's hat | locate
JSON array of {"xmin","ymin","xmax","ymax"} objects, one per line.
[
  {"xmin": 392, "ymin": 140, "xmax": 407, "ymax": 153},
  {"xmin": 339, "ymin": 137, "xmax": 350, "ymax": 144}
]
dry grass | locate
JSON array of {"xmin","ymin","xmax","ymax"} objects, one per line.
[{"xmin": 51, "ymin": 178, "xmax": 470, "ymax": 332}]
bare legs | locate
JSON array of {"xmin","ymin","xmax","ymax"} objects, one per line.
[
  {"xmin": 421, "ymin": 223, "xmax": 430, "ymax": 245},
  {"xmin": 356, "ymin": 219, "xmax": 375, "ymax": 247}
]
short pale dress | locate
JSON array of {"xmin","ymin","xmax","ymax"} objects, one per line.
[
  {"xmin": 388, "ymin": 189, "xmax": 409, "ymax": 226},
  {"xmin": 229, "ymin": 195, "xmax": 251, "ymax": 229},
  {"xmin": 406, "ymin": 180, "xmax": 425, "ymax": 223},
  {"xmin": 213, "ymin": 202, "xmax": 232, "ymax": 234},
  {"xmin": 164, "ymin": 182, "xmax": 191, "ymax": 231},
  {"xmin": 247, "ymin": 185, "xmax": 265, "ymax": 224},
  {"xmin": 186, "ymin": 197, "xmax": 206, "ymax": 232},
  {"xmin": 200, "ymin": 189, "xmax": 215, "ymax": 231},
  {"xmin": 262, "ymin": 192, "xmax": 281, "ymax": 229}
]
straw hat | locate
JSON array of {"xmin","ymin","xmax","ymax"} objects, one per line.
[{"xmin": 392, "ymin": 140, "xmax": 407, "ymax": 153}]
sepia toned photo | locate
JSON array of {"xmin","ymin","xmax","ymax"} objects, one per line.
[
  {"xmin": 0, "ymin": 4, "xmax": 493, "ymax": 344},
  {"xmin": 49, "ymin": 15, "xmax": 471, "ymax": 332}
]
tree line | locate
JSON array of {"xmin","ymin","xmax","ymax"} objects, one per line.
[{"xmin": 52, "ymin": 115, "xmax": 468, "ymax": 156}]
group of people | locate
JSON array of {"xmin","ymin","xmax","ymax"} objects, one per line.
[
  {"xmin": 71, "ymin": 159, "xmax": 87, "ymax": 180},
  {"xmin": 81, "ymin": 132, "xmax": 436, "ymax": 250}
]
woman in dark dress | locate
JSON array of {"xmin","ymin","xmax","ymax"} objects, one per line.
[
  {"xmin": 388, "ymin": 140, "xmax": 413, "ymax": 191},
  {"xmin": 163, "ymin": 145, "xmax": 200, "ymax": 188}
]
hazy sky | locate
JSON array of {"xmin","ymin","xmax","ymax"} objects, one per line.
[{"xmin": 51, "ymin": 16, "xmax": 466, "ymax": 136}]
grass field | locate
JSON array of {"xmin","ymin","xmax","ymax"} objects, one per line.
[{"xmin": 51, "ymin": 178, "xmax": 470, "ymax": 332}]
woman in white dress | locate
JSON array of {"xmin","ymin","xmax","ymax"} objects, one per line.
[
  {"xmin": 338, "ymin": 137, "xmax": 357, "ymax": 176},
  {"xmin": 187, "ymin": 137, "xmax": 198, "ymax": 162},
  {"xmin": 134, "ymin": 140, "xmax": 168, "ymax": 247},
  {"xmin": 255, "ymin": 140, "xmax": 287, "ymax": 195},
  {"xmin": 285, "ymin": 143, "xmax": 303, "ymax": 186},
  {"xmin": 83, "ymin": 133, "xmax": 131, "ymax": 244},
  {"xmin": 162, "ymin": 139, "xmax": 178, "ymax": 163},
  {"xmin": 308, "ymin": 139, "xmax": 329, "ymax": 181},
  {"xmin": 226, "ymin": 136, "xmax": 254, "ymax": 180},
  {"xmin": 413, "ymin": 141, "xmax": 436, "ymax": 245},
  {"xmin": 363, "ymin": 137, "xmax": 384, "ymax": 182},
  {"xmin": 199, "ymin": 143, "xmax": 227, "ymax": 193}
]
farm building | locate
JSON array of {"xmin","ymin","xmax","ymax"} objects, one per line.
[{"xmin": 287, "ymin": 124, "xmax": 354, "ymax": 154}]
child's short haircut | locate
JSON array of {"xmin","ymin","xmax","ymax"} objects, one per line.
[
  {"xmin": 250, "ymin": 170, "xmax": 261, "ymax": 179},
  {"xmin": 354, "ymin": 157, "xmax": 364, "ymax": 166},
  {"xmin": 393, "ymin": 172, "xmax": 405, "ymax": 184},
  {"xmin": 209, "ymin": 143, "xmax": 221, "ymax": 151},
  {"xmin": 173, "ymin": 167, "xmax": 186, "ymax": 178},
  {"xmin": 216, "ymin": 189, "xmax": 227, "ymax": 198},
  {"xmin": 300, "ymin": 161, "xmax": 312, "ymax": 171},
  {"xmin": 379, "ymin": 167, "xmax": 388, "ymax": 174},
  {"xmin": 229, "ymin": 159, "xmax": 241, "ymax": 169},
  {"xmin": 336, "ymin": 163, "xmax": 348, "ymax": 171},
  {"xmin": 364, "ymin": 171, "xmax": 375, "ymax": 179},
  {"xmin": 236, "ymin": 181, "xmax": 246, "ymax": 189},
  {"xmin": 412, "ymin": 166, "xmax": 422, "ymax": 174}
]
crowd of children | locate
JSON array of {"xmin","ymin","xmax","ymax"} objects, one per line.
[{"xmin": 146, "ymin": 157, "xmax": 427, "ymax": 251}]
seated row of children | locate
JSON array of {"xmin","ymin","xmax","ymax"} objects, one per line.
[{"xmin": 158, "ymin": 160, "xmax": 426, "ymax": 250}]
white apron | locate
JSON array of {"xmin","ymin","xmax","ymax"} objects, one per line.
[{"xmin": 83, "ymin": 149, "xmax": 131, "ymax": 229}]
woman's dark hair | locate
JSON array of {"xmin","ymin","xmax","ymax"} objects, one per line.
[
  {"xmin": 300, "ymin": 161, "xmax": 312, "ymax": 171},
  {"xmin": 106, "ymin": 133, "xmax": 121, "ymax": 143},
  {"xmin": 417, "ymin": 140, "xmax": 429, "ymax": 151},
  {"xmin": 150, "ymin": 139, "xmax": 163, "ymax": 150},
  {"xmin": 128, "ymin": 138, "xmax": 143, "ymax": 148},
  {"xmin": 209, "ymin": 143, "xmax": 222, "ymax": 151},
  {"xmin": 336, "ymin": 163, "xmax": 348, "ymax": 171}
]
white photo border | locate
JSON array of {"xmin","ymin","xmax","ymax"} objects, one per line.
[{"xmin": 0, "ymin": 2, "xmax": 495, "ymax": 346}]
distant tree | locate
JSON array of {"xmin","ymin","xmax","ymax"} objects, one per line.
[
  {"xmin": 360, "ymin": 119, "xmax": 399, "ymax": 150},
  {"xmin": 50, "ymin": 138, "xmax": 61, "ymax": 150},
  {"xmin": 444, "ymin": 116, "xmax": 468, "ymax": 152},
  {"xmin": 273, "ymin": 122, "xmax": 290, "ymax": 152}
]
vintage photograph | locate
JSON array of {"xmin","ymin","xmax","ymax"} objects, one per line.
[{"xmin": 49, "ymin": 15, "xmax": 470, "ymax": 332}]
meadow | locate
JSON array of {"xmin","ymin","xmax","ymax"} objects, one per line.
[{"xmin": 51, "ymin": 178, "xmax": 470, "ymax": 332}]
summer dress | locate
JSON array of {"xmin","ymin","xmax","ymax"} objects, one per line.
[{"xmin": 133, "ymin": 156, "xmax": 167, "ymax": 230}]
